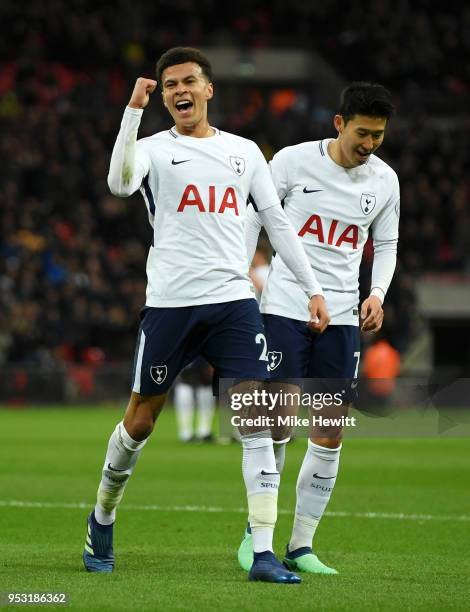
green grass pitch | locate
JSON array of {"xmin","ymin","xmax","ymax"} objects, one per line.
[{"xmin": 0, "ymin": 407, "xmax": 469, "ymax": 611}]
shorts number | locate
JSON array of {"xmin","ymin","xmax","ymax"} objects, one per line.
[
  {"xmin": 255, "ymin": 333, "xmax": 268, "ymax": 361},
  {"xmin": 353, "ymin": 351, "xmax": 361, "ymax": 378},
  {"xmin": 351, "ymin": 351, "xmax": 361, "ymax": 389}
]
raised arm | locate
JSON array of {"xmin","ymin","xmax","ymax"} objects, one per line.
[{"xmin": 107, "ymin": 78, "xmax": 156, "ymax": 197}]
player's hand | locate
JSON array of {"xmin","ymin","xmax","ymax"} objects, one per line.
[
  {"xmin": 128, "ymin": 78, "xmax": 158, "ymax": 110},
  {"xmin": 308, "ymin": 295, "xmax": 330, "ymax": 334},
  {"xmin": 361, "ymin": 295, "xmax": 384, "ymax": 332}
]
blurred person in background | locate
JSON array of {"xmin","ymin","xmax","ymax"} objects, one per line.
[
  {"xmin": 174, "ymin": 357, "xmax": 215, "ymax": 443},
  {"xmin": 362, "ymin": 333, "xmax": 401, "ymax": 410}
]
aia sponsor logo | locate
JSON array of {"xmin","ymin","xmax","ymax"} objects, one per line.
[
  {"xmin": 299, "ymin": 215, "xmax": 359, "ymax": 249},
  {"xmin": 177, "ymin": 185, "xmax": 239, "ymax": 216}
]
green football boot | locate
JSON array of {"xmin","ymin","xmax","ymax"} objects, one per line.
[
  {"xmin": 283, "ymin": 546, "xmax": 338, "ymax": 574},
  {"xmin": 237, "ymin": 524, "xmax": 253, "ymax": 572}
]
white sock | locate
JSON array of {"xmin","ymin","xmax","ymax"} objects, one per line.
[
  {"xmin": 273, "ymin": 440, "xmax": 287, "ymax": 474},
  {"xmin": 289, "ymin": 439, "xmax": 341, "ymax": 552},
  {"xmin": 244, "ymin": 443, "xmax": 285, "ymax": 543},
  {"xmin": 95, "ymin": 421, "xmax": 147, "ymax": 525},
  {"xmin": 174, "ymin": 383, "xmax": 195, "ymax": 441},
  {"xmin": 195, "ymin": 385, "xmax": 215, "ymax": 438},
  {"xmin": 241, "ymin": 432, "xmax": 279, "ymax": 553}
]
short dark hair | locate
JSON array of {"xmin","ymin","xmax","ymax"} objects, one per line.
[
  {"xmin": 156, "ymin": 47, "xmax": 212, "ymax": 85},
  {"xmin": 339, "ymin": 82, "xmax": 394, "ymax": 124}
]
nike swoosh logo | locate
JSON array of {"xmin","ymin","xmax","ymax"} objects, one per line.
[
  {"xmin": 313, "ymin": 473, "xmax": 335, "ymax": 480},
  {"xmin": 303, "ymin": 187, "xmax": 323, "ymax": 193},
  {"xmin": 172, "ymin": 158, "xmax": 191, "ymax": 165},
  {"xmin": 107, "ymin": 463, "xmax": 127, "ymax": 472},
  {"xmin": 261, "ymin": 470, "xmax": 278, "ymax": 476}
]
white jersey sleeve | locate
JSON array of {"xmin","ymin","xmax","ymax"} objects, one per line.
[
  {"xmin": 245, "ymin": 203, "xmax": 263, "ymax": 264},
  {"xmin": 370, "ymin": 243, "xmax": 397, "ymax": 303},
  {"xmin": 371, "ymin": 171, "xmax": 400, "ymax": 241},
  {"xmin": 269, "ymin": 148, "xmax": 291, "ymax": 200},
  {"xmin": 370, "ymin": 171, "xmax": 400, "ymax": 301},
  {"xmin": 247, "ymin": 143, "xmax": 282, "ymax": 211},
  {"xmin": 108, "ymin": 107, "xmax": 151, "ymax": 197}
]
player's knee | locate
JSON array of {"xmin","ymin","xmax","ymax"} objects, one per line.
[
  {"xmin": 271, "ymin": 427, "xmax": 292, "ymax": 443},
  {"xmin": 127, "ymin": 406, "xmax": 158, "ymax": 438},
  {"xmin": 125, "ymin": 395, "xmax": 165, "ymax": 440},
  {"xmin": 127, "ymin": 415, "xmax": 154, "ymax": 440},
  {"xmin": 311, "ymin": 434, "xmax": 343, "ymax": 449}
]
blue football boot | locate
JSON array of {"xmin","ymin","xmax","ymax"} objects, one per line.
[
  {"xmin": 82, "ymin": 511, "xmax": 115, "ymax": 573},
  {"xmin": 248, "ymin": 551, "xmax": 301, "ymax": 584}
]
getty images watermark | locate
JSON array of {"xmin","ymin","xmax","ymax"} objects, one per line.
[
  {"xmin": 219, "ymin": 377, "xmax": 470, "ymax": 438},
  {"xmin": 229, "ymin": 388, "xmax": 356, "ymax": 429}
]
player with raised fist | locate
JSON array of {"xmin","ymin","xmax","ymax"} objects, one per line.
[{"xmin": 82, "ymin": 46, "xmax": 328, "ymax": 584}]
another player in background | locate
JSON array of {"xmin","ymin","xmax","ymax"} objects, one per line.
[
  {"xmin": 174, "ymin": 357, "xmax": 215, "ymax": 443},
  {"xmin": 240, "ymin": 82, "xmax": 400, "ymax": 574},
  {"xmin": 82, "ymin": 46, "xmax": 329, "ymax": 584}
]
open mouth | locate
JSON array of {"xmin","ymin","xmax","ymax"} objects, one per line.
[
  {"xmin": 175, "ymin": 100, "xmax": 193, "ymax": 114},
  {"xmin": 356, "ymin": 149, "xmax": 371, "ymax": 160}
]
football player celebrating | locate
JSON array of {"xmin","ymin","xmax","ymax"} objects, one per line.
[
  {"xmin": 240, "ymin": 82, "xmax": 399, "ymax": 575},
  {"xmin": 82, "ymin": 47, "xmax": 329, "ymax": 584}
]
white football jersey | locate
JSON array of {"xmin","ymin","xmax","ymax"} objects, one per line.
[
  {"xmin": 261, "ymin": 139, "xmax": 400, "ymax": 325},
  {"xmin": 134, "ymin": 127, "xmax": 279, "ymax": 307}
]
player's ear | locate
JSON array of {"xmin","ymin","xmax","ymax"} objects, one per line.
[
  {"xmin": 206, "ymin": 82, "xmax": 214, "ymax": 101},
  {"xmin": 162, "ymin": 90, "xmax": 167, "ymax": 108},
  {"xmin": 333, "ymin": 114, "xmax": 344, "ymax": 134}
]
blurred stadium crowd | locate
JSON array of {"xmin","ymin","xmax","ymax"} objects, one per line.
[{"xmin": 0, "ymin": 1, "xmax": 468, "ymax": 367}]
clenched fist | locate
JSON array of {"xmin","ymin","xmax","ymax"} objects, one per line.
[{"xmin": 128, "ymin": 78, "xmax": 158, "ymax": 110}]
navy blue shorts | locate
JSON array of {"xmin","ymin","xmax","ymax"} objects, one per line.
[
  {"xmin": 263, "ymin": 314, "xmax": 360, "ymax": 396},
  {"xmin": 131, "ymin": 299, "xmax": 268, "ymax": 395}
]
